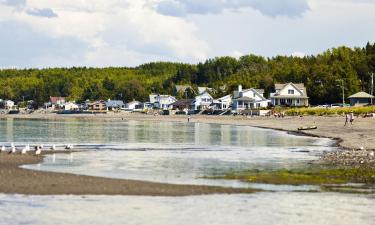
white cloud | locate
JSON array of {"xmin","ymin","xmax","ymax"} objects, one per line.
[{"xmin": 0, "ymin": 0, "xmax": 209, "ymax": 67}]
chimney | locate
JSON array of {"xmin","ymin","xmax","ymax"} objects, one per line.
[{"xmin": 238, "ymin": 85, "xmax": 242, "ymax": 92}]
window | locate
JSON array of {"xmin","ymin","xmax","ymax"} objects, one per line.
[{"xmin": 288, "ymin": 90, "xmax": 294, "ymax": 94}]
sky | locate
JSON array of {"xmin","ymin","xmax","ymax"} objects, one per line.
[{"xmin": 0, "ymin": 0, "xmax": 375, "ymax": 68}]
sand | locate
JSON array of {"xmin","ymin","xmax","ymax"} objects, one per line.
[{"xmin": 0, "ymin": 153, "xmax": 256, "ymax": 196}]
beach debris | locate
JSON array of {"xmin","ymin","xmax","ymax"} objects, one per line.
[
  {"xmin": 9, "ymin": 145, "xmax": 16, "ymax": 154},
  {"xmin": 65, "ymin": 144, "xmax": 74, "ymax": 150},
  {"xmin": 35, "ymin": 146, "xmax": 42, "ymax": 155},
  {"xmin": 21, "ymin": 145, "xmax": 29, "ymax": 154}
]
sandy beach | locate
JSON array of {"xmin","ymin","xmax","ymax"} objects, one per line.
[
  {"xmin": 1, "ymin": 113, "xmax": 374, "ymax": 195},
  {"xmin": 0, "ymin": 153, "xmax": 256, "ymax": 196}
]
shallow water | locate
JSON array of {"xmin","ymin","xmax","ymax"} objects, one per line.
[
  {"xmin": 0, "ymin": 118, "xmax": 334, "ymax": 190},
  {"xmin": 0, "ymin": 192, "xmax": 375, "ymax": 225}
]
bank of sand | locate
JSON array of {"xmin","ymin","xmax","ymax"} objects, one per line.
[
  {"xmin": 1, "ymin": 113, "xmax": 374, "ymax": 195},
  {"xmin": 0, "ymin": 153, "xmax": 255, "ymax": 196}
]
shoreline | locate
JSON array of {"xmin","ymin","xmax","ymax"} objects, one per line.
[
  {"xmin": 1, "ymin": 113, "xmax": 374, "ymax": 195},
  {"xmin": 0, "ymin": 152, "xmax": 256, "ymax": 196}
]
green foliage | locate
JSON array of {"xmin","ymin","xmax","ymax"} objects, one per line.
[
  {"xmin": 1, "ymin": 43, "xmax": 375, "ymax": 106},
  {"xmin": 283, "ymin": 106, "xmax": 375, "ymax": 116}
]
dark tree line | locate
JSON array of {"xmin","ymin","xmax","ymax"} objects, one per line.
[{"xmin": 1, "ymin": 42, "xmax": 374, "ymax": 106}]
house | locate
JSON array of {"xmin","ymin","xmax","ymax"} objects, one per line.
[
  {"xmin": 232, "ymin": 85, "xmax": 270, "ymax": 111},
  {"xmin": 87, "ymin": 101, "xmax": 106, "ymax": 111},
  {"xmin": 106, "ymin": 100, "xmax": 125, "ymax": 111},
  {"xmin": 270, "ymin": 83, "xmax": 309, "ymax": 107},
  {"xmin": 125, "ymin": 101, "xmax": 142, "ymax": 111},
  {"xmin": 348, "ymin": 92, "xmax": 374, "ymax": 106},
  {"xmin": 149, "ymin": 94, "xmax": 177, "ymax": 110},
  {"xmin": 49, "ymin": 97, "xmax": 66, "ymax": 109},
  {"xmin": 62, "ymin": 102, "xmax": 79, "ymax": 111},
  {"xmin": 213, "ymin": 95, "xmax": 232, "ymax": 110},
  {"xmin": 193, "ymin": 91, "xmax": 213, "ymax": 110},
  {"xmin": 171, "ymin": 99, "xmax": 194, "ymax": 113},
  {"xmin": 4, "ymin": 100, "xmax": 15, "ymax": 110}
]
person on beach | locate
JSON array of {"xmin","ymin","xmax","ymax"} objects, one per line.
[
  {"xmin": 349, "ymin": 111, "xmax": 354, "ymax": 125},
  {"xmin": 344, "ymin": 113, "xmax": 350, "ymax": 126},
  {"xmin": 188, "ymin": 116, "xmax": 191, "ymax": 122}
]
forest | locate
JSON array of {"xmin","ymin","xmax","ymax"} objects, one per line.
[{"xmin": 0, "ymin": 42, "xmax": 374, "ymax": 106}]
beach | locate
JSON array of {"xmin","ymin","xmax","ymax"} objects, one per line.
[
  {"xmin": 0, "ymin": 153, "xmax": 256, "ymax": 196},
  {"xmin": 1, "ymin": 113, "xmax": 374, "ymax": 195}
]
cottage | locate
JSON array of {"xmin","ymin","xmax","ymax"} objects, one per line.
[
  {"xmin": 149, "ymin": 94, "xmax": 177, "ymax": 110},
  {"xmin": 171, "ymin": 99, "xmax": 194, "ymax": 112},
  {"xmin": 87, "ymin": 101, "xmax": 106, "ymax": 111},
  {"xmin": 62, "ymin": 102, "xmax": 79, "ymax": 111},
  {"xmin": 106, "ymin": 100, "xmax": 125, "ymax": 111},
  {"xmin": 4, "ymin": 100, "xmax": 15, "ymax": 110},
  {"xmin": 270, "ymin": 83, "xmax": 309, "ymax": 107},
  {"xmin": 232, "ymin": 85, "xmax": 270, "ymax": 111},
  {"xmin": 125, "ymin": 101, "xmax": 142, "ymax": 111},
  {"xmin": 348, "ymin": 92, "xmax": 374, "ymax": 106},
  {"xmin": 213, "ymin": 95, "xmax": 232, "ymax": 110},
  {"xmin": 193, "ymin": 91, "xmax": 213, "ymax": 110},
  {"xmin": 49, "ymin": 96, "xmax": 66, "ymax": 109}
]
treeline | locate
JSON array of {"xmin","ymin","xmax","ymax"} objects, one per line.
[{"xmin": 1, "ymin": 42, "xmax": 374, "ymax": 106}]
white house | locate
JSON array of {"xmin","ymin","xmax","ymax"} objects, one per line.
[
  {"xmin": 270, "ymin": 83, "xmax": 309, "ymax": 107},
  {"xmin": 214, "ymin": 95, "xmax": 232, "ymax": 110},
  {"xmin": 193, "ymin": 91, "xmax": 213, "ymax": 110},
  {"xmin": 232, "ymin": 85, "xmax": 270, "ymax": 111},
  {"xmin": 149, "ymin": 94, "xmax": 177, "ymax": 110},
  {"xmin": 5, "ymin": 100, "xmax": 15, "ymax": 109},
  {"xmin": 62, "ymin": 102, "xmax": 79, "ymax": 111},
  {"xmin": 125, "ymin": 101, "xmax": 142, "ymax": 111}
]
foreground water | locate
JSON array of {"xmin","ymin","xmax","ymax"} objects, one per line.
[
  {"xmin": 1, "ymin": 193, "xmax": 375, "ymax": 225},
  {"xmin": 2, "ymin": 118, "xmax": 374, "ymax": 225}
]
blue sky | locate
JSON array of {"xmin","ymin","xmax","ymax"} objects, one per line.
[{"xmin": 0, "ymin": 0, "xmax": 374, "ymax": 68}]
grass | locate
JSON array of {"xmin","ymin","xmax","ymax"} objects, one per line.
[
  {"xmin": 282, "ymin": 106, "xmax": 375, "ymax": 116},
  {"xmin": 213, "ymin": 167, "xmax": 375, "ymax": 186}
]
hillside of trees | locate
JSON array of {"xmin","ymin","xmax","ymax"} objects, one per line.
[{"xmin": 1, "ymin": 42, "xmax": 374, "ymax": 106}]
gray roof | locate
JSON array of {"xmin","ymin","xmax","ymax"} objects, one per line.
[{"xmin": 348, "ymin": 92, "xmax": 374, "ymax": 99}]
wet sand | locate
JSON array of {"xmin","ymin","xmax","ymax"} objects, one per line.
[{"xmin": 0, "ymin": 153, "xmax": 256, "ymax": 196}]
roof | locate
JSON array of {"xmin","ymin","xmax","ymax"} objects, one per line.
[
  {"xmin": 275, "ymin": 83, "xmax": 305, "ymax": 90},
  {"xmin": 234, "ymin": 97, "xmax": 257, "ymax": 101},
  {"xmin": 50, "ymin": 96, "xmax": 66, "ymax": 104},
  {"xmin": 348, "ymin": 92, "xmax": 374, "ymax": 99},
  {"xmin": 270, "ymin": 95, "xmax": 309, "ymax": 99},
  {"xmin": 106, "ymin": 100, "xmax": 125, "ymax": 107},
  {"xmin": 171, "ymin": 99, "xmax": 194, "ymax": 106}
]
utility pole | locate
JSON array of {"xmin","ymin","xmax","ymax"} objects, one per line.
[
  {"xmin": 371, "ymin": 72, "xmax": 374, "ymax": 105},
  {"xmin": 336, "ymin": 79, "xmax": 345, "ymax": 105}
]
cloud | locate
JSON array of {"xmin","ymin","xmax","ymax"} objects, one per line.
[
  {"xmin": 27, "ymin": 8, "xmax": 58, "ymax": 18},
  {"xmin": 156, "ymin": 0, "xmax": 310, "ymax": 17}
]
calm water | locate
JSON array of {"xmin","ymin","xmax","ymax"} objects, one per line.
[{"xmin": 2, "ymin": 118, "xmax": 374, "ymax": 225}]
